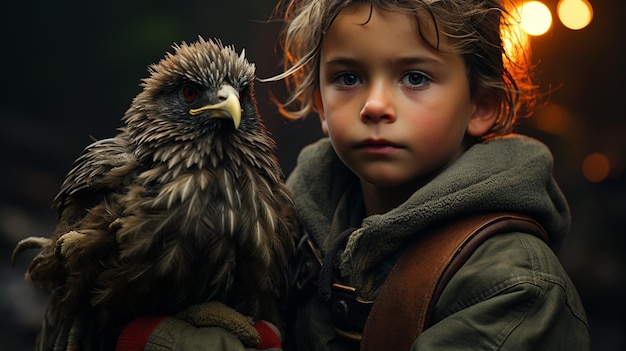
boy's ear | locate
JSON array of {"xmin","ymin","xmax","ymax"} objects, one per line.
[
  {"xmin": 314, "ymin": 91, "xmax": 329, "ymax": 136},
  {"xmin": 467, "ymin": 93, "xmax": 499, "ymax": 138}
]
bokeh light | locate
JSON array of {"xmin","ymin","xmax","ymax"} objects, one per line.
[
  {"xmin": 557, "ymin": 0, "xmax": 593, "ymax": 30},
  {"xmin": 529, "ymin": 103, "xmax": 571, "ymax": 135},
  {"xmin": 519, "ymin": 1, "xmax": 553, "ymax": 36},
  {"xmin": 582, "ymin": 152, "xmax": 611, "ymax": 183}
]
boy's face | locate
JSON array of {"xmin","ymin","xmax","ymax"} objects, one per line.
[{"xmin": 316, "ymin": 4, "xmax": 495, "ymax": 190}]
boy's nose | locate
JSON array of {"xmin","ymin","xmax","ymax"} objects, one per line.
[{"xmin": 360, "ymin": 84, "xmax": 396, "ymax": 123}]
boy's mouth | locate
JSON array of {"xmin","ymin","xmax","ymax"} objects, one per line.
[
  {"xmin": 357, "ymin": 138, "xmax": 400, "ymax": 147},
  {"xmin": 356, "ymin": 139, "xmax": 402, "ymax": 154}
]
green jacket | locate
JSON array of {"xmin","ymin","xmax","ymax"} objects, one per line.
[
  {"xmin": 286, "ymin": 135, "xmax": 590, "ymax": 350},
  {"xmin": 140, "ymin": 135, "xmax": 589, "ymax": 350}
]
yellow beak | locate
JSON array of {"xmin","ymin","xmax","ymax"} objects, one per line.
[{"xmin": 189, "ymin": 85, "xmax": 242, "ymax": 129}]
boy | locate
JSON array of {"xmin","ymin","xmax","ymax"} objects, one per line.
[{"xmin": 118, "ymin": 1, "xmax": 590, "ymax": 350}]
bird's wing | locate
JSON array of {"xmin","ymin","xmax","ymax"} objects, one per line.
[{"xmin": 52, "ymin": 135, "xmax": 138, "ymax": 215}]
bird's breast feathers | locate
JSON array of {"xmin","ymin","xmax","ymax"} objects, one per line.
[{"xmin": 117, "ymin": 150, "xmax": 284, "ymax": 257}]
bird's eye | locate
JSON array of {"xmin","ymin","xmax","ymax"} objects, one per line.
[{"xmin": 182, "ymin": 85, "xmax": 198, "ymax": 102}]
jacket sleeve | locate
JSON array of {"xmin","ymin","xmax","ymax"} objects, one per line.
[
  {"xmin": 411, "ymin": 232, "xmax": 590, "ymax": 350},
  {"xmin": 145, "ymin": 318, "xmax": 245, "ymax": 351},
  {"xmin": 117, "ymin": 317, "xmax": 281, "ymax": 351}
]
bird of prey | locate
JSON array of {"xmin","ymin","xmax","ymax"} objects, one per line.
[{"xmin": 12, "ymin": 37, "xmax": 296, "ymax": 350}]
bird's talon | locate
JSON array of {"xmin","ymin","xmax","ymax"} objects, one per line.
[
  {"xmin": 11, "ymin": 236, "xmax": 51, "ymax": 267},
  {"xmin": 108, "ymin": 217, "xmax": 123, "ymax": 230},
  {"xmin": 55, "ymin": 231, "xmax": 85, "ymax": 259}
]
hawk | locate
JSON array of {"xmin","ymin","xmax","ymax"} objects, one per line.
[{"xmin": 12, "ymin": 37, "xmax": 296, "ymax": 350}]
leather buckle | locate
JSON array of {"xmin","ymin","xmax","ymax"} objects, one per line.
[{"xmin": 330, "ymin": 282, "xmax": 374, "ymax": 341}]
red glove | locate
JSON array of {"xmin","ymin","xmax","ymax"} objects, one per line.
[
  {"xmin": 116, "ymin": 316, "xmax": 167, "ymax": 351},
  {"xmin": 254, "ymin": 320, "xmax": 282, "ymax": 349},
  {"xmin": 116, "ymin": 316, "xmax": 282, "ymax": 350}
]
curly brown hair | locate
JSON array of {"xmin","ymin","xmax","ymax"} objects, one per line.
[{"xmin": 265, "ymin": 0, "xmax": 538, "ymax": 140}]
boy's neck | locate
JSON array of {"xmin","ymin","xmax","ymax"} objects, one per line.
[{"xmin": 360, "ymin": 180, "xmax": 422, "ymax": 216}]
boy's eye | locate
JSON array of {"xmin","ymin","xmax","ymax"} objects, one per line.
[
  {"xmin": 401, "ymin": 71, "xmax": 430, "ymax": 88},
  {"xmin": 334, "ymin": 72, "xmax": 361, "ymax": 87}
]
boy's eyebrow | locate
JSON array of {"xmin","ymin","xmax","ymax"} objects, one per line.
[
  {"xmin": 322, "ymin": 56, "xmax": 444, "ymax": 67},
  {"xmin": 394, "ymin": 56, "xmax": 444, "ymax": 66},
  {"xmin": 321, "ymin": 57, "xmax": 360, "ymax": 67}
]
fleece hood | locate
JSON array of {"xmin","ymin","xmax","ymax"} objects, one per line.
[{"xmin": 287, "ymin": 135, "xmax": 570, "ymax": 296}]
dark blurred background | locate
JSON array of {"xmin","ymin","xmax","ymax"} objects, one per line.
[{"xmin": 1, "ymin": 1, "xmax": 623, "ymax": 350}]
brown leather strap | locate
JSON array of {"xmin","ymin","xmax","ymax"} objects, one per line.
[{"xmin": 360, "ymin": 213, "xmax": 548, "ymax": 351}]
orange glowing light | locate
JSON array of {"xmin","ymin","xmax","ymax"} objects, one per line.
[
  {"xmin": 558, "ymin": 0, "xmax": 593, "ymax": 30},
  {"xmin": 530, "ymin": 103, "xmax": 571, "ymax": 134},
  {"xmin": 501, "ymin": 17, "xmax": 530, "ymax": 62},
  {"xmin": 582, "ymin": 152, "xmax": 611, "ymax": 183},
  {"xmin": 519, "ymin": 1, "xmax": 553, "ymax": 36},
  {"xmin": 501, "ymin": 5, "xmax": 530, "ymax": 64}
]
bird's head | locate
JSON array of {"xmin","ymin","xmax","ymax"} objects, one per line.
[{"xmin": 122, "ymin": 37, "xmax": 259, "ymax": 160}]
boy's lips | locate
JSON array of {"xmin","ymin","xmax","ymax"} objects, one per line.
[{"xmin": 356, "ymin": 139, "xmax": 402, "ymax": 154}]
